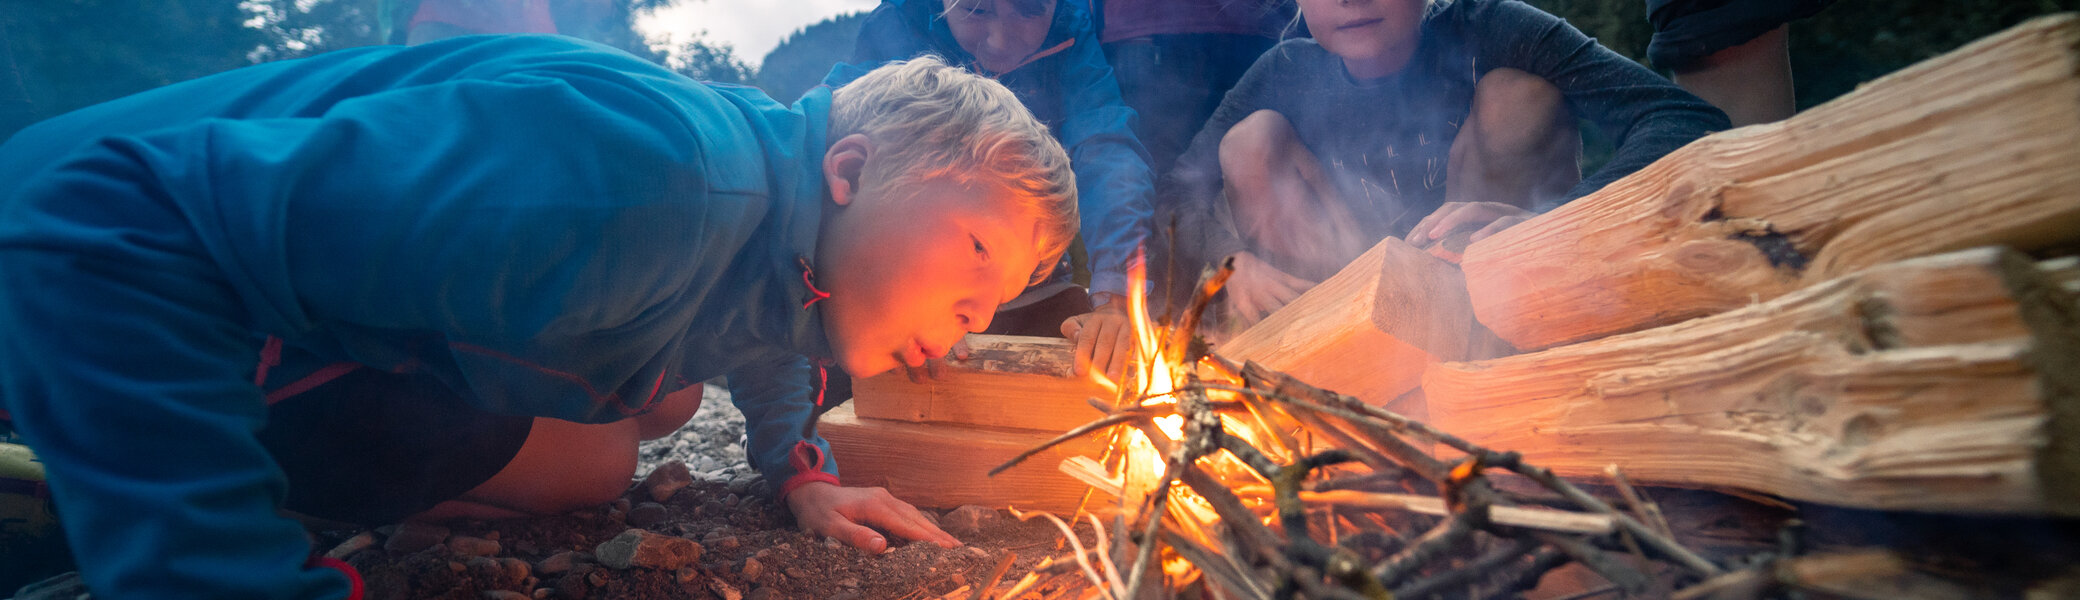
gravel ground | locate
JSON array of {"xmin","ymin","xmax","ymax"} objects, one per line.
[{"xmin": 635, "ymin": 383, "xmax": 756, "ymax": 486}]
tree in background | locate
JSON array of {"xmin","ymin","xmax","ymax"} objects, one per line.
[
  {"xmin": 755, "ymin": 11, "xmax": 868, "ymax": 103},
  {"xmin": 0, "ymin": 0, "xmax": 752, "ymax": 140}
]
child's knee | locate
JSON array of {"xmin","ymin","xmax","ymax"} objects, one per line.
[
  {"xmin": 1467, "ymin": 68, "xmax": 1574, "ymax": 158},
  {"xmin": 1218, "ymin": 110, "xmax": 1298, "ymax": 180}
]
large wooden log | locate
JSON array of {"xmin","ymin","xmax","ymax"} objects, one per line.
[
  {"xmin": 850, "ymin": 335, "xmax": 1113, "ymax": 432},
  {"xmin": 1425, "ymin": 247, "xmax": 2080, "ymax": 515},
  {"xmin": 820, "ymin": 403, "xmax": 1103, "ymax": 513},
  {"xmin": 1214, "ymin": 237, "xmax": 1505, "ymax": 410},
  {"xmin": 1461, "ymin": 15, "xmax": 2080, "ymax": 350}
]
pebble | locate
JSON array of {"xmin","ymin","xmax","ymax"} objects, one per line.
[
  {"xmin": 613, "ymin": 498, "xmax": 632, "ymax": 513},
  {"xmin": 481, "ymin": 591, "xmax": 529, "ymax": 600},
  {"xmin": 940, "ymin": 505, "xmax": 1000, "ymax": 539},
  {"xmin": 448, "ymin": 535, "xmax": 502, "ymax": 558},
  {"xmin": 606, "ymin": 509, "xmax": 626, "ymax": 524},
  {"xmin": 782, "ymin": 567, "xmax": 807, "ymax": 581},
  {"xmin": 467, "ymin": 556, "xmax": 502, "ymax": 582},
  {"xmin": 384, "ymin": 522, "xmax": 450, "ymax": 554},
  {"xmin": 674, "ymin": 566, "xmax": 700, "ymax": 584},
  {"xmin": 740, "ymin": 557, "xmax": 764, "ymax": 581},
  {"xmin": 707, "ymin": 580, "xmax": 743, "ymax": 600},
  {"xmin": 641, "ymin": 460, "xmax": 695, "ymax": 502},
  {"xmin": 448, "ymin": 561, "xmax": 467, "ymax": 573},
  {"xmin": 837, "ymin": 577, "xmax": 860, "ymax": 589},
  {"xmin": 325, "ymin": 532, "xmax": 376, "ymax": 560},
  {"xmin": 822, "ymin": 536, "xmax": 842, "ymax": 549},
  {"xmin": 627, "ymin": 502, "xmax": 670, "ymax": 529},
  {"xmin": 595, "ymin": 528, "xmax": 703, "ymax": 570},
  {"xmin": 707, "ymin": 535, "xmax": 740, "ymax": 549},
  {"xmin": 745, "ymin": 587, "xmax": 778, "ymax": 600},
  {"xmin": 536, "ymin": 551, "xmax": 580, "ymax": 575},
  {"xmin": 532, "ymin": 588, "xmax": 553, "ymax": 600},
  {"xmin": 500, "ymin": 557, "xmax": 532, "ymax": 585},
  {"xmin": 586, "ymin": 570, "xmax": 608, "ymax": 587},
  {"xmin": 831, "ymin": 592, "xmax": 861, "ymax": 600},
  {"xmin": 483, "ymin": 531, "xmax": 501, "ymax": 542},
  {"xmin": 513, "ymin": 540, "xmax": 539, "ymax": 555},
  {"xmin": 964, "ymin": 546, "xmax": 990, "ymax": 559},
  {"xmin": 556, "ymin": 573, "xmax": 590, "ymax": 599}
]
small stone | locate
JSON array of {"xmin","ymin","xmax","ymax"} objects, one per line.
[
  {"xmin": 374, "ymin": 524, "xmax": 399, "ymax": 537},
  {"xmin": 837, "ymin": 577, "xmax": 860, "ymax": 589},
  {"xmin": 468, "ymin": 556, "xmax": 503, "ymax": 583},
  {"xmin": 642, "ymin": 461, "xmax": 696, "ymax": 502},
  {"xmin": 821, "ymin": 536, "xmax": 841, "ymax": 549},
  {"xmin": 963, "ymin": 546, "xmax": 989, "ymax": 559},
  {"xmin": 500, "ymin": 557, "xmax": 532, "ymax": 585},
  {"xmin": 674, "ymin": 566, "xmax": 699, "ymax": 584},
  {"xmin": 739, "ymin": 557, "xmax": 764, "ymax": 581},
  {"xmin": 707, "ymin": 535, "xmax": 740, "ymax": 549},
  {"xmin": 448, "ymin": 535, "xmax": 502, "ymax": 557},
  {"xmin": 448, "ymin": 561, "xmax": 467, "ymax": 573},
  {"xmin": 613, "ymin": 498, "xmax": 633, "ymax": 513},
  {"xmin": 595, "ymin": 528, "xmax": 703, "ymax": 570},
  {"xmin": 385, "ymin": 522, "xmax": 450, "ymax": 554},
  {"xmin": 745, "ymin": 587, "xmax": 778, "ymax": 600},
  {"xmin": 830, "ymin": 592, "xmax": 861, "ymax": 600},
  {"xmin": 723, "ymin": 493, "xmax": 740, "ymax": 508},
  {"xmin": 586, "ymin": 570, "xmax": 609, "ymax": 587},
  {"xmin": 782, "ymin": 567, "xmax": 807, "ymax": 581},
  {"xmin": 606, "ymin": 509, "xmax": 626, "ymax": 524},
  {"xmin": 627, "ymin": 502, "xmax": 669, "ymax": 529},
  {"xmin": 940, "ymin": 505, "xmax": 999, "ymax": 538},
  {"xmin": 325, "ymin": 532, "xmax": 376, "ymax": 559},
  {"xmin": 514, "ymin": 540, "xmax": 539, "ymax": 555},
  {"xmin": 532, "ymin": 588, "xmax": 552, "ymax": 600},
  {"xmin": 483, "ymin": 531, "xmax": 501, "ymax": 542},
  {"xmin": 537, "ymin": 551, "xmax": 580, "ymax": 575},
  {"xmin": 481, "ymin": 591, "xmax": 529, "ymax": 600},
  {"xmin": 707, "ymin": 580, "xmax": 743, "ymax": 600}
]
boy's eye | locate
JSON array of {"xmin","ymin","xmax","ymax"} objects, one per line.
[{"xmin": 971, "ymin": 236, "xmax": 990, "ymax": 260}]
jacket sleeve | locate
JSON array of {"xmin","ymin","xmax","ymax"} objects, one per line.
[
  {"xmin": 1054, "ymin": 26, "xmax": 1155, "ymax": 297},
  {"xmin": 1157, "ymin": 46, "xmax": 1286, "ymax": 268},
  {"xmin": 726, "ymin": 354, "xmax": 841, "ymax": 499},
  {"xmin": 0, "ymin": 67, "xmax": 716, "ymax": 599},
  {"xmin": 1472, "ymin": 0, "xmax": 1730, "ymax": 209}
]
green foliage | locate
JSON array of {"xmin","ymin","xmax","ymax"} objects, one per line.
[
  {"xmin": 0, "ymin": 0, "xmax": 756, "ymax": 140},
  {"xmin": 0, "ymin": 0, "xmax": 265, "ymax": 138},
  {"xmin": 755, "ymin": 11, "xmax": 867, "ymax": 103}
]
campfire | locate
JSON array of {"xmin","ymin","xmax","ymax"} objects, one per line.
[{"xmin": 981, "ymin": 261, "xmax": 1720, "ymax": 600}]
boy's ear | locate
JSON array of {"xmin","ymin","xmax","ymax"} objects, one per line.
[{"xmin": 822, "ymin": 133, "xmax": 875, "ymax": 207}]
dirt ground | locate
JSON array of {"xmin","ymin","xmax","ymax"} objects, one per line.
[{"xmin": 319, "ymin": 385, "xmax": 1096, "ymax": 599}]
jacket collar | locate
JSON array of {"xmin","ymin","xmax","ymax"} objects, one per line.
[
  {"xmin": 904, "ymin": 0, "xmax": 1089, "ymax": 76},
  {"xmin": 759, "ymin": 86, "xmax": 840, "ymax": 362}
]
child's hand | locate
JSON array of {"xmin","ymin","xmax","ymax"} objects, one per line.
[
  {"xmin": 1223, "ymin": 251, "xmax": 1318, "ymax": 328},
  {"xmin": 903, "ymin": 337, "xmax": 973, "ymax": 383},
  {"xmin": 1060, "ymin": 301, "xmax": 1132, "ymax": 382},
  {"xmin": 785, "ymin": 481, "xmax": 962, "ymax": 551},
  {"xmin": 1406, "ymin": 201, "xmax": 1535, "ymax": 247}
]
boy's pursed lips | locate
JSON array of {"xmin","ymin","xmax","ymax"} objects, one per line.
[{"xmin": 1339, "ymin": 17, "xmax": 1385, "ymax": 30}]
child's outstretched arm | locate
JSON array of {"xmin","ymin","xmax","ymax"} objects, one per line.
[
  {"xmin": 728, "ymin": 356, "xmax": 959, "ymax": 550},
  {"xmin": 1053, "ymin": 21, "xmax": 1155, "ymax": 379}
]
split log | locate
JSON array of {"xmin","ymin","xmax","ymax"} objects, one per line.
[
  {"xmin": 1215, "ymin": 237, "xmax": 1507, "ymax": 411},
  {"xmin": 819, "ymin": 403, "xmax": 1104, "ymax": 513},
  {"xmin": 851, "ymin": 335, "xmax": 1113, "ymax": 432},
  {"xmin": 1425, "ymin": 247, "xmax": 2080, "ymax": 515},
  {"xmin": 1461, "ymin": 14, "xmax": 2080, "ymax": 350}
]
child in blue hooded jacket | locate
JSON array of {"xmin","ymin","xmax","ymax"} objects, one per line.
[
  {"xmin": 0, "ymin": 35, "xmax": 1077, "ymax": 599},
  {"xmin": 832, "ymin": 0, "xmax": 1153, "ymax": 380}
]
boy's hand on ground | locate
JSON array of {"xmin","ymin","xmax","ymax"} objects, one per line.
[
  {"xmin": 1224, "ymin": 251, "xmax": 1316, "ymax": 328},
  {"xmin": 785, "ymin": 481, "xmax": 961, "ymax": 551},
  {"xmin": 1060, "ymin": 301, "xmax": 1132, "ymax": 382},
  {"xmin": 1406, "ymin": 202, "xmax": 1534, "ymax": 247},
  {"xmin": 903, "ymin": 337, "xmax": 973, "ymax": 383}
]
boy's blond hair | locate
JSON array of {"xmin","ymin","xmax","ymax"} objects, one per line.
[{"xmin": 829, "ymin": 56, "xmax": 1078, "ymax": 286}]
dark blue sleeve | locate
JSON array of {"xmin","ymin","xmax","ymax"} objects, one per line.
[
  {"xmin": 1054, "ymin": 26, "xmax": 1155, "ymax": 297},
  {"xmin": 0, "ymin": 63, "xmax": 726, "ymax": 599},
  {"xmin": 726, "ymin": 354, "xmax": 838, "ymax": 495},
  {"xmin": 1467, "ymin": 0, "xmax": 1730, "ymax": 209}
]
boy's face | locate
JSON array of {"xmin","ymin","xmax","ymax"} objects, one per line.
[
  {"xmin": 816, "ymin": 145, "xmax": 1043, "ymax": 377},
  {"xmin": 1299, "ymin": 0, "xmax": 1426, "ymax": 79},
  {"xmin": 944, "ymin": 0, "xmax": 1056, "ymax": 74}
]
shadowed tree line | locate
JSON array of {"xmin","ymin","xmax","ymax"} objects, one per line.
[{"xmin": 0, "ymin": 0, "xmax": 751, "ymax": 140}]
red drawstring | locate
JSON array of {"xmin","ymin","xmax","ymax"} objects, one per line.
[
  {"xmin": 307, "ymin": 556, "xmax": 365, "ymax": 600},
  {"xmin": 253, "ymin": 336, "xmax": 284, "ymax": 387},
  {"xmin": 798, "ymin": 256, "xmax": 831, "ymax": 309},
  {"xmin": 780, "ymin": 440, "xmax": 841, "ymax": 500}
]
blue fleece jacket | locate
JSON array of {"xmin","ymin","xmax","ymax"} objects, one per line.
[
  {"xmin": 0, "ymin": 35, "xmax": 843, "ymax": 598},
  {"xmin": 830, "ymin": 0, "xmax": 1153, "ymax": 298}
]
